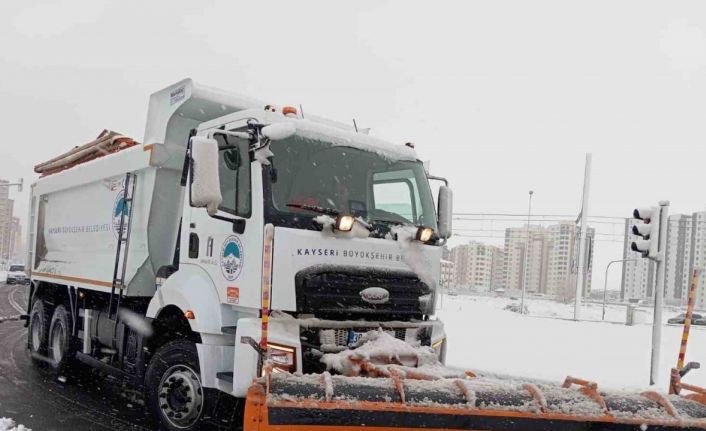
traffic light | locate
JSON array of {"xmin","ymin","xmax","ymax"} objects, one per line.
[{"xmin": 630, "ymin": 207, "xmax": 660, "ymax": 259}]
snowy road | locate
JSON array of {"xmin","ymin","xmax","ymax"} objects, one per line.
[{"xmin": 0, "ymin": 282, "xmax": 151, "ymax": 431}]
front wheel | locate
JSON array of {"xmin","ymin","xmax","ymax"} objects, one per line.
[{"xmin": 145, "ymin": 340, "xmax": 207, "ymax": 431}]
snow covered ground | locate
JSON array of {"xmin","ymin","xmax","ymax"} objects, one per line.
[{"xmin": 439, "ymin": 293, "xmax": 706, "ymax": 391}]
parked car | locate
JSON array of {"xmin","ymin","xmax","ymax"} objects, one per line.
[
  {"xmin": 668, "ymin": 313, "xmax": 703, "ymax": 324},
  {"xmin": 693, "ymin": 317, "xmax": 706, "ymax": 326},
  {"xmin": 6, "ymin": 264, "xmax": 28, "ymax": 285}
]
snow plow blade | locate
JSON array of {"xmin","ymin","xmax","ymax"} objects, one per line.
[{"xmin": 243, "ymin": 370, "xmax": 706, "ymax": 431}]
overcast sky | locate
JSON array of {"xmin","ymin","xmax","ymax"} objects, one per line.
[{"xmin": 2, "ymin": 1, "xmax": 706, "ymax": 290}]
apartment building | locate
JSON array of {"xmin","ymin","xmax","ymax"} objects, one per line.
[
  {"xmin": 440, "ymin": 259, "xmax": 455, "ymax": 288},
  {"xmin": 503, "ymin": 225, "xmax": 545, "ymax": 292},
  {"xmin": 502, "ymin": 223, "xmax": 593, "ymax": 297},
  {"xmin": 0, "ymin": 180, "xmax": 16, "ymax": 267},
  {"xmin": 664, "ymin": 214, "xmax": 692, "ymax": 305},
  {"xmin": 689, "ymin": 212, "xmax": 706, "ymax": 309},
  {"xmin": 450, "ymin": 241, "xmax": 497, "ymax": 291},
  {"xmin": 10, "ymin": 217, "xmax": 22, "ymax": 263},
  {"xmin": 489, "ymin": 245, "xmax": 505, "ymax": 290}
]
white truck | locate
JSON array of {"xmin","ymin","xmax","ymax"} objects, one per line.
[{"xmin": 25, "ymin": 79, "xmax": 453, "ymax": 430}]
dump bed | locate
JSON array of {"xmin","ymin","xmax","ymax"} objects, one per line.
[{"xmin": 29, "ymin": 139, "xmax": 182, "ymax": 297}]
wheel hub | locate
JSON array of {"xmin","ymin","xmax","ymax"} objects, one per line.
[{"xmin": 158, "ymin": 365, "xmax": 204, "ymax": 428}]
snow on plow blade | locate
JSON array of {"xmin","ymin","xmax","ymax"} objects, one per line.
[
  {"xmin": 242, "ymin": 331, "xmax": 706, "ymax": 430},
  {"xmin": 244, "ymin": 370, "xmax": 706, "ymax": 431}
]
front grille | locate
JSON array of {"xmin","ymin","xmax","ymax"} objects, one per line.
[
  {"xmin": 295, "ymin": 267, "xmax": 433, "ymax": 320},
  {"xmin": 319, "ymin": 328, "xmax": 408, "ymax": 348}
]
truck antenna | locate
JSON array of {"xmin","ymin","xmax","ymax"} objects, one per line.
[
  {"xmin": 299, "ymin": 104, "xmax": 305, "ymax": 119},
  {"xmin": 353, "ymin": 119, "xmax": 359, "ymax": 133}
]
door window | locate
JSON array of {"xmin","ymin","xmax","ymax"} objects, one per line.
[{"xmin": 215, "ymin": 135, "xmax": 251, "ymax": 217}]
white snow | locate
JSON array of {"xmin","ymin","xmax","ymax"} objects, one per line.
[
  {"xmin": 390, "ymin": 225, "xmax": 436, "ymax": 289},
  {"xmin": 313, "ymin": 214, "xmax": 336, "ymax": 230},
  {"xmin": 323, "ymin": 371, "xmax": 334, "ymax": 401},
  {"xmin": 261, "ymin": 122, "xmax": 296, "ymax": 141},
  {"xmin": 439, "ymin": 294, "xmax": 706, "ymax": 390},
  {"xmin": 321, "ymin": 330, "xmax": 438, "ymax": 375},
  {"xmin": 293, "ymin": 118, "xmax": 418, "ymax": 161},
  {"xmin": 190, "ymin": 136, "xmax": 223, "ymax": 216},
  {"xmin": 253, "ymin": 143, "xmax": 274, "ymax": 165},
  {"xmin": 0, "ymin": 418, "xmax": 31, "ymax": 431}
]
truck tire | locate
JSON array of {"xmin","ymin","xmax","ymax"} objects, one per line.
[
  {"xmin": 145, "ymin": 340, "xmax": 209, "ymax": 431},
  {"xmin": 48, "ymin": 305, "xmax": 75, "ymax": 371},
  {"xmin": 28, "ymin": 299, "xmax": 51, "ymax": 364}
]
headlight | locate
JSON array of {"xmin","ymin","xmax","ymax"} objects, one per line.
[
  {"xmin": 416, "ymin": 227, "xmax": 434, "ymax": 242},
  {"xmin": 335, "ymin": 215, "xmax": 355, "ymax": 232},
  {"xmin": 267, "ymin": 343, "xmax": 297, "ymax": 373}
]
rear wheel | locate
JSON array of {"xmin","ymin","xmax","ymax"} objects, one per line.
[
  {"xmin": 28, "ymin": 299, "xmax": 51, "ymax": 365},
  {"xmin": 145, "ymin": 340, "xmax": 208, "ymax": 430},
  {"xmin": 48, "ymin": 305, "xmax": 75, "ymax": 371}
]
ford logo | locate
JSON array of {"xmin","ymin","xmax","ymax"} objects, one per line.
[{"xmin": 359, "ymin": 287, "xmax": 390, "ymax": 305}]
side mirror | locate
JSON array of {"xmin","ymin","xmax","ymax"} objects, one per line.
[
  {"xmin": 190, "ymin": 136, "xmax": 223, "ymax": 216},
  {"xmin": 437, "ymin": 185, "xmax": 453, "ymax": 239},
  {"xmin": 261, "ymin": 122, "xmax": 296, "ymax": 141}
]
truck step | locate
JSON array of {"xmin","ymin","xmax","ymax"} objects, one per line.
[
  {"xmin": 217, "ymin": 372, "xmax": 233, "ymax": 383},
  {"xmin": 221, "ymin": 326, "xmax": 237, "ymax": 335}
]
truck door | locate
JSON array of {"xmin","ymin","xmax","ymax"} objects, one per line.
[{"xmin": 184, "ymin": 122, "xmax": 264, "ymax": 310}]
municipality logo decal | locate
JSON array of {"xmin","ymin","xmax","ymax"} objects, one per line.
[
  {"xmin": 220, "ymin": 236, "xmax": 244, "ymax": 281},
  {"xmin": 111, "ymin": 191, "xmax": 130, "ymax": 238}
]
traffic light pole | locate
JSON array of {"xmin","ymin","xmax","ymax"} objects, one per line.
[{"xmin": 649, "ymin": 200, "xmax": 670, "ymax": 386}]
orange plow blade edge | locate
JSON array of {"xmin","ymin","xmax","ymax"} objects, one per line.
[{"xmin": 243, "ymin": 370, "xmax": 706, "ymax": 431}]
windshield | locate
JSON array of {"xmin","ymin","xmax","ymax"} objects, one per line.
[
  {"xmin": 265, "ymin": 134, "xmax": 437, "ymax": 234},
  {"xmin": 9, "ymin": 265, "xmax": 24, "ymax": 272}
]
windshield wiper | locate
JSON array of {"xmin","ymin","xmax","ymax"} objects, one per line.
[{"xmin": 286, "ymin": 203, "xmax": 340, "ymax": 216}]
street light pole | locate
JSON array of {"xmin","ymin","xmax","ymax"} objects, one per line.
[
  {"xmin": 602, "ymin": 258, "xmax": 639, "ymax": 320},
  {"xmin": 520, "ymin": 190, "xmax": 534, "ymax": 315}
]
